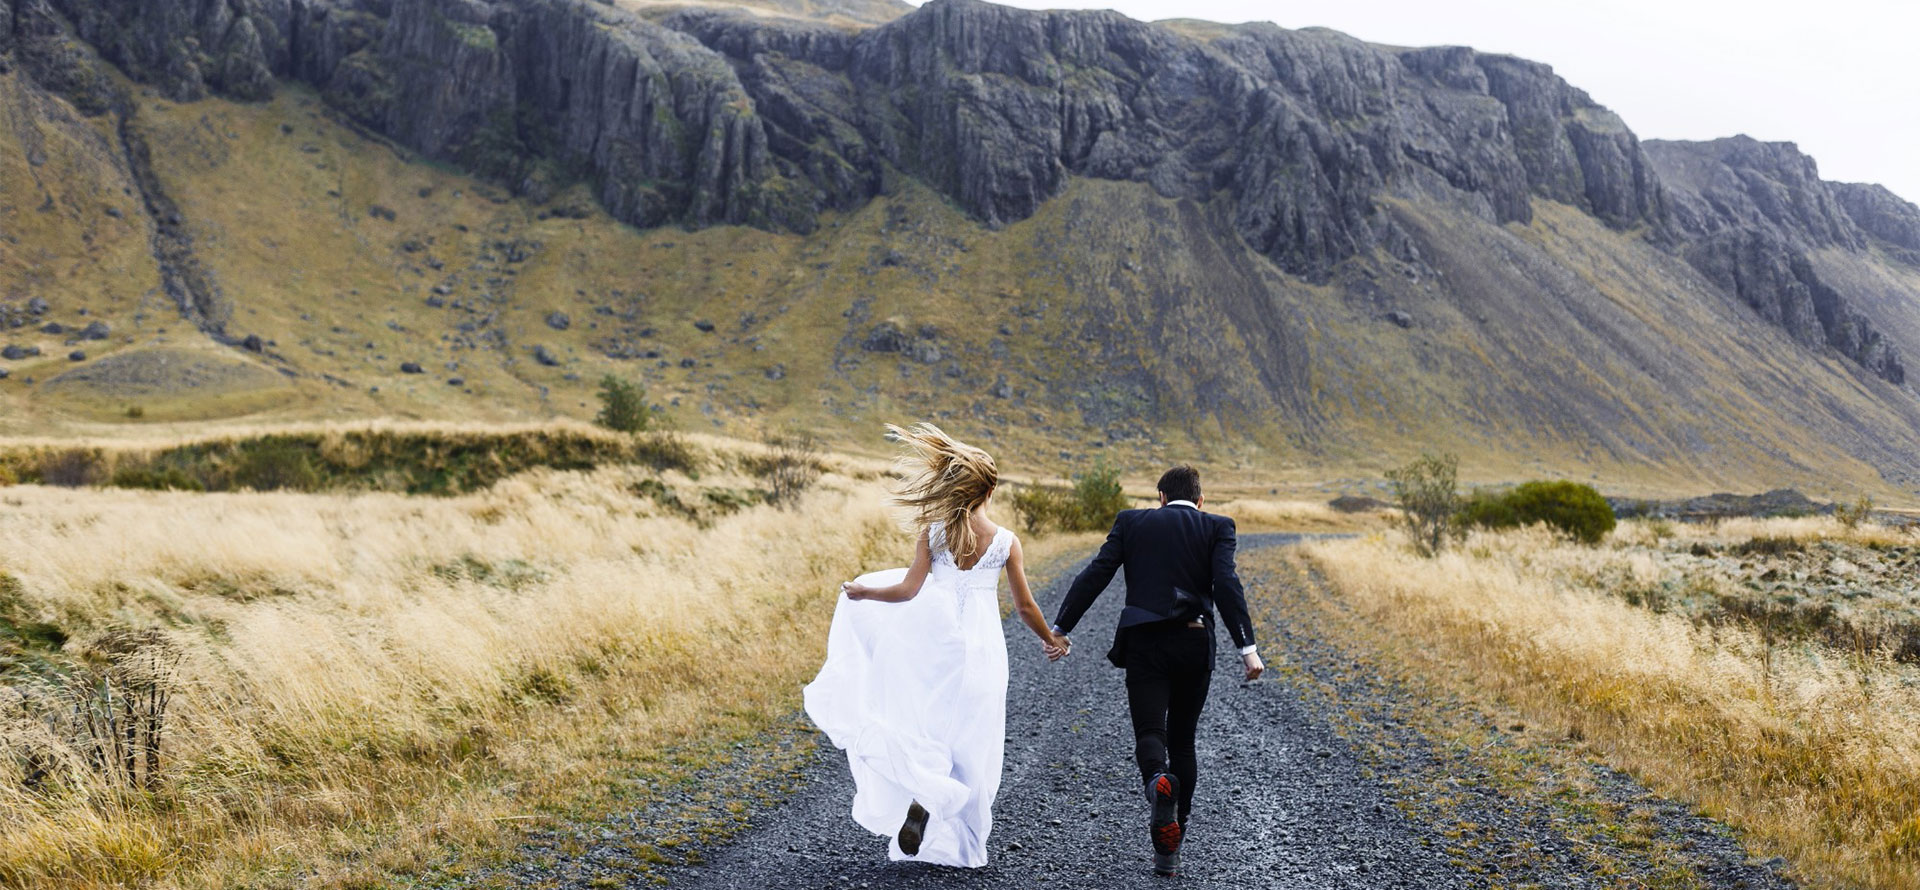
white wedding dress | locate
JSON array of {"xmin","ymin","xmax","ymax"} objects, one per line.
[{"xmin": 802, "ymin": 522, "xmax": 1016, "ymax": 867}]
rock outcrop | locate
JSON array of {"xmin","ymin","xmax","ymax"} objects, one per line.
[
  {"xmin": 6, "ymin": 0, "xmax": 1915, "ymax": 384},
  {"xmin": 1648, "ymin": 138, "xmax": 1907, "ymax": 383}
]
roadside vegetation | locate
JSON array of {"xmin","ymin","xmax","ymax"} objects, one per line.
[
  {"xmin": 1307, "ymin": 513, "xmax": 1920, "ymax": 889},
  {"xmin": 0, "ymin": 423, "xmax": 879, "ymax": 888}
]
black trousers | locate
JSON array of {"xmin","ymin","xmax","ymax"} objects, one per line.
[{"xmin": 1121, "ymin": 620, "xmax": 1213, "ymax": 821}]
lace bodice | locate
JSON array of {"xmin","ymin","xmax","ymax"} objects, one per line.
[{"xmin": 929, "ymin": 522, "xmax": 1015, "ymax": 590}]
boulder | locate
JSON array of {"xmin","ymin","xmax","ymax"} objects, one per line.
[
  {"xmin": 1329, "ymin": 495, "xmax": 1390, "ymax": 513},
  {"xmin": 79, "ymin": 320, "xmax": 110, "ymax": 340},
  {"xmin": 862, "ymin": 321, "xmax": 912, "ymax": 353},
  {"xmin": 400, "ymin": 362, "xmax": 424, "ymax": 374},
  {"xmin": 1, "ymin": 344, "xmax": 40, "ymax": 360},
  {"xmin": 545, "ymin": 311, "xmax": 572, "ymax": 331},
  {"xmin": 1383, "ymin": 311, "xmax": 1414, "ymax": 329},
  {"xmin": 26, "ymin": 297, "xmax": 48, "ymax": 315},
  {"xmin": 531, "ymin": 345, "xmax": 560, "ymax": 367},
  {"xmin": 67, "ymin": 350, "xmax": 86, "ymax": 362}
]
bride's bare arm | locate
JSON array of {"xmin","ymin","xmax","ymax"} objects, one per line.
[
  {"xmin": 1005, "ymin": 538, "xmax": 1070, "ymax": 659},
  {"xmin": 842, "ymin": 530, "xmax": 933, "ymax": 603}
]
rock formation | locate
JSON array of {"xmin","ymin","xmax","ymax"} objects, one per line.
[{"xmin": 5, "ymin": 0, "xmax": 1917, "ymax": 384}]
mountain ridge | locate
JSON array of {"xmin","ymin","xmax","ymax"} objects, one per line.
[{"xmin": 4, "ymin": 0, "xmax": 1920, "ymax": 496}]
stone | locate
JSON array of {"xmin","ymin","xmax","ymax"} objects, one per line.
[
  {"xmin": 693, "ymin": 319, "xmax": 715, "ymax": 332},
  {"xmin": 447, "ymin": 377, "xmax": 465, "ymax": 386},
  {"xmin": 400, "ymin": 362, "xmax": 424, "ymax": 374},
  {"xmin": 67, "ymin": 350, "xmax": 86, "ymax": 361},
  {"xmin": 26, "ymin": 297, "xmax": 47, "ymax": 315},
  {"xmin": 765, "ymin": 364, "xmax": 786, "ymax": 380},
  {"xmin": 41, "ymin": 322, "xmax": 65, "ymax": 335},
  {"xmin": 79, "ymin": 321, "xmax": 110, "ymax": 340},
  {"xmin": 426, "ymin": 296, "xmax": 446, "ymax": 308},
  {"xmin": 1383, "ymin": 311, "xmax": 1414, "ymax": 329},
  {"xmin": 1329, "ymin": 495, "xmax": 1390, "ymax": 513},
  {"xmin": 531, "ymin": 345, "xmax": 561, "ymax": 367},
  {"xmin": 0, "ymin": 368, "xmax": 8, "ymax": 380},
  {"xmin": 862, "ymin": 321, "xmax": 912, "ymax": 353},
  {"xmin": 990, "ymin": 374, "xmax": 1013, "ymax": 399},
  {"xmin": 241, "ymin": 334, "xmax": 264, "ymax": 352},
  {"xmin": 1, "ymin": 344, "xmax": 40, "ymax": 360},
  {"xmin": 907, "ymin": 340, "xmax": 942, "ymax": 364},
  {"xmin": 546, "ymin": 311, "xmax": 572, "ymax": 331}
]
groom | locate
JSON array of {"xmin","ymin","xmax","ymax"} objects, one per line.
[{"xmin": 1048, "ymin": 465, "xmax": 1262, "ymax": 877}]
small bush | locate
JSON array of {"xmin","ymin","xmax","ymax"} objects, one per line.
[
  {"xmin": 230, "ymin": 439, "xmax": 321, "ymax": 492},
  {"xmin": 36, "ymin": 448, "xmax": 104, "ymax": 487},
  {"xmin": 1009, "ymin": 484, "xmax": 1073, "ymax": 533},
  {"xmin": 595, "ymin": 375, "xmax": 653, "ymax": 434},
  {"xmin": 1459, "ymin": 480, "xmax": 1617, "ymax": 544},
  {"xmin": 1071, "ymin": 461, "xmax": 1129, "ymax": 530},
  {"xmin": 125, "ymin": 405, "xmax": 145, "ymax": 420},
  {"xmin": 1011, "ymin": 462, "xmax": 1130, "ymax": 534},
  {"xmin": 759, "ymin": 432, "xmax": 822, "ymax": 509},
  {"xmin": 1386, "ymin": 453, "xmax": 1460, "ymax": 557},
  {"xmin": 1837, "ymin": 495, "xmax": 1875, "ymax": 530}
]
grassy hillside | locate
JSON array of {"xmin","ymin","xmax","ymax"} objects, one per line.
[{"xmin": 4, "ymin": 82, "xmax": 1920, "ymax": 500}]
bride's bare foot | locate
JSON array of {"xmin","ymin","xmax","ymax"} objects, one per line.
[{"xmin": 898, "ymin": 801, "xmax": 930, "ymax": 855}]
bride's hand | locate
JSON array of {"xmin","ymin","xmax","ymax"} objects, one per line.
[
  {"xmin": 842, "ymin": 581, "xmax": 871, "ymax": 600},
  {"xmin": 1042, "ymin": 634, "xmax": 1071, "ymax": 661}
]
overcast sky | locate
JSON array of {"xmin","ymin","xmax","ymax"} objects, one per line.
[{"xmin": 922, "ymin": 0, "xmax": 1920, "ymax": 203}]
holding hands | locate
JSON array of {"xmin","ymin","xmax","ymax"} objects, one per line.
[{"xmin": 1041, "ymin": 632, "xmax": 1071, "ymax": 662}]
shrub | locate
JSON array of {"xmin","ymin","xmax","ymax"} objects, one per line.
[
  {"xmin": 595, "ymin": 375, "xmax": 653, "ymax": 434},
  {"xmin": 36, "ymin": 448, "xmax": 104, "ymax": 487},
  {"xmin": 1010, "ymin": 462, "xmax": 1130, "ymax": 534},
  {"xmin": 1837, "ymin": 495, "xmax": 1875, "ymax": 530},
  {"xmin": 1009, "ymin": 484, "xmax": 1073, "ymax": 533},
  {"xmin": 1071, "ymin": 461, "xmax": 1129, "ymax": 530},
  {"xmin": 230, "ymin": 438, "xmax": 322, "ymax": 492},
  {"xmin": 1386, "ymin": 453, "xmax": 1460, "ymax": 557},
  {"xmin": 759, "ymin": 431, "xmax": 822, "ymax": 509},
  {"xmin": 1459, "ymin": 480, "xmax": 1617, "ymax": 544}
]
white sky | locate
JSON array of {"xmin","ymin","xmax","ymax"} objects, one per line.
[{"xmin": 916, "ymin": 0, "xmax": 1920, "ymax": 203}]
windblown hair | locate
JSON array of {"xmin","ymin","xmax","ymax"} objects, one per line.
[{"xmin": 886, "ymin": 422, "xmax": 999, "ymax": 563}]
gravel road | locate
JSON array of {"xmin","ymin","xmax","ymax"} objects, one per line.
[{"xmin": 502, "ymin": 533, "xmax": 1796, "ymax": 889}]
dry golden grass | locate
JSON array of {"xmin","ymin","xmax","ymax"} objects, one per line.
[
  {"xmin": 0, "ymin": 430, "xmax": 919, "ymax": 888},
  {"xmin": 1304, "ymin": 521, "xmax": 1920, "ymax": 889},
  {"xmin": 1206, "ymin": 497, "xmax": 1388, "ymax": 533}
]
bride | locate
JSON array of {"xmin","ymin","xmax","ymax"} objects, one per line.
[{"xmin": 803, "ymin": 422, "xmax": 1070, "ymax": 867}]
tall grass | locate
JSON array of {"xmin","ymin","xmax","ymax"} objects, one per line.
[
  {"xmin": 0, "ymin": 438, "xmax": 901, "ymax": 888},
  {"xmin": 1304, "ymin": 521, "xmax": 1920, "ymax": 889}
]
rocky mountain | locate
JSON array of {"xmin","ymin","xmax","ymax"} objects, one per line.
[{"xmin": 4, "ymin": 0, "xmax": 1920, "ymax": 495}]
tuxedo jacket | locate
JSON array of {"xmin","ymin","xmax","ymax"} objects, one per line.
[{"xmin": 1051, "ymin": 503, "xmax": 1256, "ymax": 667}]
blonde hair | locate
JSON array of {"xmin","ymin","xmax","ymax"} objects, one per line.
[{"xmin": 885, "ymin": 423, "xmax": 999, "ymax": 562}]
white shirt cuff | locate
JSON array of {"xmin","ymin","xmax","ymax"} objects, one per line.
[{"xmin": 1238, "ymin": 644, "xmax": 1258, "ymax": 657}]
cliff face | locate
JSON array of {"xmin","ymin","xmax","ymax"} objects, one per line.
[
  {"xmin": 4, "ymin": 0, "xmax": 1919, "ymax": 390},
  {"xmin": 1647, "ymin": 138, "xmax": 1911, "ymax": 383}
]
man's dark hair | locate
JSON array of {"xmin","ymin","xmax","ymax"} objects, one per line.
[{"xmin": 1157, "ymin": 465, "xmax": 1201, "ymax": 503}]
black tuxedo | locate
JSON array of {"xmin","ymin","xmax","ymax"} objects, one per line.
[
  {"xmin": 1050, "ymin": 503, "xmax": 1255, "ymax": 822},
  {"xmin": 1052, "ymin": 504, "xmax": 1257, "ymax": 661}
]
